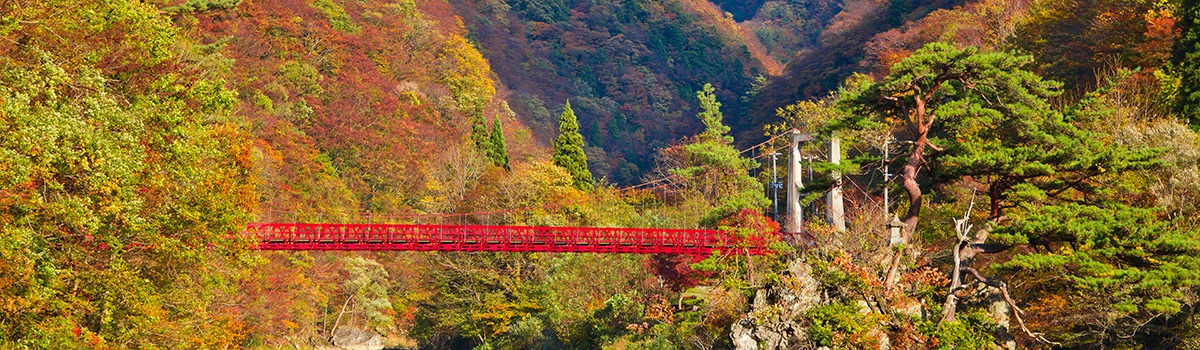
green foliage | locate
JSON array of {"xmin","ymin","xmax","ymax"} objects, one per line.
[
  {"xmin": 342, "ymin": 256, "xmax": 396, "ymax": 332},
  {"xmin": 696, "ymin": 83, "xmax": 732, "ymax": 143},
  {"xmin": 830, "ymin": 41, "xmax": 1196, "ymax": 345},
  {"xmin": 886, "ymin": 0, "xmax": 913, "ymax": 27},
  {"xmin": 252, "ymin": 91, "xmax": 275, "ymax": 112},
  {"xmin": 278, "ymin": 61, "xmax": 324, "ymax": 96},
  {"xmin": 411, "ymin": 253, "xmax": 554, "ymax": 348},
  {"xmin": 490, "ymin": 118, "xmax": 511, "ymax": 171},
  {"xmin": 663, "ymin": 85, "xmax": 768, "ymax": 226},
  {"xmin": 311, "ymin": 0, "xmax": 362, "ymax": 33},
  {"xmin": 472, "ymin": 114, "xmax": 496, "ymax": 162},
  {"xmin": 668, "ymin": 141, "xmax": 768, "ymax": 226},
  {"xmin": 920, "ymin": 310, "xmax": 998, "ymax": 350},
  {"xmin": 0, "ymin": 1, "xmax": 254, "ymax": 346},
  {"xmin": 836, "ymin": 42, "xmax": 1068, "ymax": 232},
  {"xmin": 1176, "ymin": 0, "xmax": 1200, "ymax": 126},
  {"xmin": 995, "ymin": 202, "xmax": 1200, "ymax": 315},
  {"xmin": 410, "ymin": 252, "xmax": 665, "ymax": 349},
  {"xmin": 805, "ymin": 302, "xmax": 881, "ymax": 347},
  {"xmin": 163, "ymin": 0, "xmax": 240, "ymax": 13},
  {"xmin": 507, "ymin": 0, "xmax": 570, "ymax": 22},
  {"xmin": 839, "ymin": 42, "xmax": 1060, "ymax": 134},
  {"xmin": 552, "ymin": 100, "xmax": 595, "ymax": 191},
  {"xmin": 559, "ymin": 293, "xmax": 645, "ymax": 347}
]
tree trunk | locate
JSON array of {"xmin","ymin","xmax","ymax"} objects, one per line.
[
  {"xmin": 941, "ymin": 219, "xmax": 970, "ymax": 323},
  {"xmin": 329, "ymin": 284, "xmax": 365, "ymax": 344},
  {"xmin": 942, "ymin": 220, "xmax": 996, "ymax": 324},
  {"xmin": 884, "ymin": 133, "xmax": 928, "ymax": 287}
]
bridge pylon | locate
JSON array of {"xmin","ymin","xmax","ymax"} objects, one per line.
[{"xmin": 785, "ymin": 130, "xmax": 811, "ymax": 234}]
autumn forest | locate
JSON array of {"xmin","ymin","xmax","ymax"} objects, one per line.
[{"xmin": 4, "ymin": 0, "xmax": 1200, "ymax": 348}]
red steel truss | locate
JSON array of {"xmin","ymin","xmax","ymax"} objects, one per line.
[{"xmin": 248, "ymin": 223, "xmax": 777, "ymax": 255}]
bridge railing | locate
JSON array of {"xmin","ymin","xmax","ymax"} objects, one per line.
[{"xmin": 247, "ymin": 223, "xmax": 777, "ymax": 255}]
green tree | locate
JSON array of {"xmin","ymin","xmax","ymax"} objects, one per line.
[
  {"xmin": 1175, "ymin": 0, "xmax": 1200, "ymax": 126},
  {"xmin": 663, "ymin": 84, "xmax": 768, "ymax": 226},
  {"xmin": 472, "ymin": 114, "xmax": 494, "ymax": 160},
  {"xmin": 837, "ymin": 42, "xmax": 1189, "ymax": 345},
  {"xmin": 696, "ymin": 83, "xmax": 732, "ymax": 143},
  {"xmin": 978, "ymin": 78, "xmax": 1196, "ymax": 345},
  {"xmin": 410, "ymin": 253, "xmax": 553, "ymax": 349},
  {"xmin": 491, "ymin": 118, "xmax": 510, "ymax": 171},
  {"xmin": 470, "ymin": 114, "xmax": 511, "ymax": 170},
  {"xmin": 552, "ymin": 100, "xmax": 594, "ymax": 191},
  {"xmin": 837, "ymin": 42, "xmax": 1064, "ymax": 285}
]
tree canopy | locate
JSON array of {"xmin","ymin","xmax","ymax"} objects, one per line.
[
  {"xmin": 552, "ymin": 100, "xmax": 595, "ymax": 191},
  {"xmin": 663, "ymin": 83, "xmax": 768, "ymax": 226},
  {"xmin": 1175, "ymin": 0, "xmax": 1200, "ymax": 126},
  {"xmin": 830, "ymin": 41, "xmax": 1198, "ymax": 345},
  {"xmin": 838, "ymin": 43, "xmax": 1063, "ymax": 251},
  {"xmin": 0, "ymin": 0, "xmax": 254, "ymax": 346}
]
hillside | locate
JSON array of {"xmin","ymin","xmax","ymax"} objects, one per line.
[
  {"xmin": 745, "ymin": 0, "xmax": 1180, "ymax": 135},
  {"xmin": 4, "ymin": 0, "xmax": 1200, "ymax": 348},
  {"xmin": 450, "ymin": 0, "xmax": 774, "ymax": 184},
  {"xmin": 176, "ymin": 0, "xmax": 540, "ymax": 220}
]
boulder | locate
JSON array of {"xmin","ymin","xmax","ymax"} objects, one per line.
[
  {"xmin": 730, "ymin": 259, "xmax": 821, "ymax": 349},
  {"xmin": 329, "ymin": 326, "xmax": 384, "ymax": 350}
]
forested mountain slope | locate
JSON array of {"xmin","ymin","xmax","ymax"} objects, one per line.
[
  {"xmin": 175, "ymin": 0, "xmax": 538, "ymax": 220},
  {"xmin": 450, "ymin": 0, "xmax": 985, "ymax": 180},
  {"xmin": 449, "ymin": 0, "xmax": 774, "ymax": 184},
  {"xmin": 743, "ymin": 0, "xmax": 970, "ymax": 137},
  {"xmin": 0, "ymin": 0, "xmax": 256, "ymax": 346},
  {"xmin": 5, "ymin": 0, "xmax": 1200, "ymax": 348}
]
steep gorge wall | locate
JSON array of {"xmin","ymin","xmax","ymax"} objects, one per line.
[{"xmin": 177, "ymin": 0, "xmax": 537, "ymax": 219}]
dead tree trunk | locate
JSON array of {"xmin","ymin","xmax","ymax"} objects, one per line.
[
  {"xmin": 937, "ymin": 200, "xmax": 1060, "ymax": 346},
  {"xmin": 942, "ymin": 214, "xmax": 978, "ymax": 322}
]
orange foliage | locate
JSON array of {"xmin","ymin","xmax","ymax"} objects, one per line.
[
  {"xmin": 864, "ymin": 0, "xmax": 1032, "ymax": 77},
  {"xmin": 178, "ymin": 0, "xmax": 535, "ymax": 219}
]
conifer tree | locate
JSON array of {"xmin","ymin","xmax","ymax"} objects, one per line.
[
  {"xmin": 552, "ymin": 100, "xmax": 594, "ymax": 190},
  {"xmin": 1175, "ymin": 0, "xmax": 1200, "ymax": 126},
  {"xmin": 696, "ymin": 83, "xmax": 732, "ymax": 143},
  {"xmin": 470, "ymin": 113, "xmax": 512, "ymax": 169},
  {"xmin": 490, "ymin": 118, "xmax": 510, "ymax": 171},
  {"xmin": 471, "ymin": 113, "xmax": 493, "ymax": 158},
  {"xmin": 838, "ymin": 42, "xmax": 1188, "ymax": 340},
  {"xmin": 665, "ymin": 84, "xmax": 767, "ymax": 225}
]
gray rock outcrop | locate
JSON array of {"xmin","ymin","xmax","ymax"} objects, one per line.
[{"xmin": 730, "ymin": 259, "xmax": 821, "ymax": 350}]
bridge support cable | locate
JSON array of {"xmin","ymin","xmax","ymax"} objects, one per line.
[{"xmin": 247, "ymin": 223, "xmax": 776, "ymax": 255}]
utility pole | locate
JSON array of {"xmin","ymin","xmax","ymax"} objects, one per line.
[
  {"xmin": 826, "ymin": 136, "xmax": 846, "ymax": 231},
  {"xmin": 883, "ymin": 137, "xmax": 891, "ymax": 215},
  {"xmin": 786, "ymin": 130, "xmax": 811, "ymax": 234},
  {"xmin": 769, "ymin": 152, "xmax": 782, "ymax": 223},
  {"xmin": 804, "ymin": 155, "xmax": 816, "ymax": 219}
]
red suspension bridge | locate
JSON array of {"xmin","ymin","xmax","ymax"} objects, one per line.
[
  {"xmin": 248, "ymin": 223, "xmax": 779, "ymax": 255},
  {"xmin": 247, "ymin": 131, "xmax": 816, "ymax": 256}
]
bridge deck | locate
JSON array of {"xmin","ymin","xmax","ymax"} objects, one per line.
[{"xmin": 248, "ymin": 223, "xmax": 776, "ymax": 255}]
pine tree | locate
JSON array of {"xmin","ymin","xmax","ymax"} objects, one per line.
[
  {"xmin": 666, "ymin": 83, "xmax": 767, "ymax": 225},
  {"xmin": 552, "ymin": 100, "xmax": 594, "ymax": 190},
  {"xmin": 490, "ymin": 118, "xmax": 510, "ymax": 171},
  {"xmin": 1175, "ymin": 0, "xmax": 1200, "ymax": 126},
  {"xmin": 696, "ymin": 83, "xmax": 732, "ymax": 143},
  {"xmin": 838, "ymin": 42, "xmax": 1187, "ymax": 339}
]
